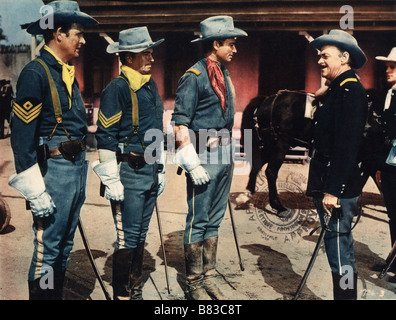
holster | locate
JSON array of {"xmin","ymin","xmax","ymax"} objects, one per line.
[
  {"xmin": 117, "ymin": 150, "xmax": 146, "ymax": 170},
  {"xmin": 59, "ymin": 139, "xmax": 86, "ymax": 162}
]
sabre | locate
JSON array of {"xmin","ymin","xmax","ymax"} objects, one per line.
[
  {"xmin": 78, "ymin": 217, "xmax": 112, "ymax": 300},
  {"xmin": 379, "ymin": 241, "xmax": 396, "ymax": 279},
  {"xmin": 292, "ymin": 213, "xmax": 330, "ymax": 300},
  {"xmin": 155, "ymin": 202, "xmax": 170, "ymax": 294},
  {"xmin": 228, "ymin": 198, "xmax": 244, "ymax": 271}
]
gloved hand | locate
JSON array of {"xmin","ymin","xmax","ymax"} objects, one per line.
[
  {"xmin": 92, "ymin": 157, "xmax": 124, "ymax": 202},
  {"xmin": 386, "ymin": 139, "xmax": 396, "ymax": 166},
  {"xmin": 9, "ymin": 163, "xmax": 56, "ymax": 218},
  {"xmin": 175, "ymin": 143, "xmax": 210, "ymax": 186},
  {"xmin": 157, "ymin": 170, "xmax": 166, "ymax": 196}
]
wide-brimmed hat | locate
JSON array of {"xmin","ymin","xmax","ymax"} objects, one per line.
[
  {"xmin": 310, "ymin": 30, "xmax": 367, "ymax": 69},
  {"xmin": 107, "ymin": 27, "xmax": 164, "ymax": 54},
  {"xmin": 191, "ymin": 15, "xmax": 247, "ymax": 43},
  {"xmin": 27, "ymin": 0, "xmax": 98, "ymax": 35},
  {"xmin": 376, "ymin": 47, "xmax": 396, "ymax": 63}
]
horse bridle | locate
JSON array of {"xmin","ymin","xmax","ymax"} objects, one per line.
[{"xmin": 252, "ymin": 89, "xmax": 312, "ymax": 149}]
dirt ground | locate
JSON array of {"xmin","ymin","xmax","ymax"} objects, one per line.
[{"xmin": 1, "ymin": 134, "xmax": 396, "ymax": 303}]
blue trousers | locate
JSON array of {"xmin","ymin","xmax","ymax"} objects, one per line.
[
  {"xmin": 184, "ymin": 145, "xmax": 234, "ymax": 244},
  {"xmin": 313, "ymin": 196, "xmax": 359, "ymax": 275},
  {"xmin": 29, "ymin": 136, "xmax": 88, "ymax": 281},
  {"xmin": 112, "ymin": 162, "xmax": 159, "ymax": 251}
]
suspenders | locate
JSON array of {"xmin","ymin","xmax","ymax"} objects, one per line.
[
  {"xmin": 117, "ymin": 75, "xmax": 146, "ymax": 150},
  {"xmin": 34, "ymin": 58, "xmax": 72, "ymax": 141},
  {"xmin": 35, "ymin": 58, "xmax": 145, "ymax": 150}
]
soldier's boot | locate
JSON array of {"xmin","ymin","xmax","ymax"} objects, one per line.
[
  {"xmin": 53, "ymin": 271, "xmax": 66, "ymax": 300},
  {"xmin": 332, "ymin": 272, "xmax": 357, "ymax": 300},
  {"xmin": 112, "ymin": 248, "xmax": 135, "ymax": 300},
  {"xmin": 184, "ymin": 241, "xmax": 212, "ymax": 300},
  {"xmin": 28, "ymin": 277, "xmax": 57, "ymax": 300},
  {"xmin": 202, "ymin": 236, "xmax": 226, "ymax": 300},
  {"xmin": 129, "ymin": 242, "xmax": 145, "ymax": 300}
]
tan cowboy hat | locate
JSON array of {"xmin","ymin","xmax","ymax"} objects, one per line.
[
  {"xmin": 191, "ymin": 15, "xmax": 247, "ymax": 43},
  {"xmin": 107, "ymin": 27, "xmax": 164, "ymax": 54},
  {"xmin": 27, "ymin": 0, "xmax": 98, "ymax": 35},
  {"xmin": 310, "ymin": 29, "xmax": 367, "ymax": 69},
  {"xmin": 376, "ymin": 47, "xmax": 396, "ymax": 63}
]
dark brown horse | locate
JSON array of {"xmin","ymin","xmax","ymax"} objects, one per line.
[{"xmin": 241, "ymin": 89, "xmax": 379, "ymax": 214}]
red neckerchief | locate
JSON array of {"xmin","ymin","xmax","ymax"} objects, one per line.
[{"xmin": 206, "ymin": 58, "xmax": 227, "ymax": 112}]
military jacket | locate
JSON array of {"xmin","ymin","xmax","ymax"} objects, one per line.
[
  {"xmin": 381, "ymin": 89, "xmax": 396, "ymax": 142},
  {"xmin": 171, "ymin": 58, "xmax": 235, "ymax": 132},
  {"xmin": 306, "ymin": 69, "xmax": 368, "ymax": 198},
  {"xmin": 11, "ymin": 49, "xmax": 87, "ymax": 173},
  {"xmin": 95, "ymin": 74, "xmax": 164, "ymax": 153}
]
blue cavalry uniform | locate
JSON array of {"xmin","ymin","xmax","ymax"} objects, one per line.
[
  {"xmin": 172, "ymin": 15, "xmax": 247, "ymax": 301},
  {"xmin": 94, "ymin": 64, "xmax": 164, "ymax": 299},
  {"xmin": 306, "ymin": 69, "xmax": 368, "ymax": 299},
  {"xmin": 95, "ymin": 71, "xmax": 164, "ymax": 248},
  {"xmin": 172, "ymin": 58, "xmax": 235, "ymax": 245},
  {"xmin": 172, "ymin": 57, "xmax": 236, "ymax": 301},
  {"xmin": 10, "ymin": 47, "xmax": 88, "ymax": 298}
]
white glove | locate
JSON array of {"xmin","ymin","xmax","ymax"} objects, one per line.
[
  {"xmin": 175, "ymin": 143, "xmax": 210, "ymax": 186},
  {"xmin": 157, "ymin": 170, "xmax": 166, "ymax": 196},
  {"xmin": 9, "ymin": 163, "xmax": 55, "ymax": 218},
  {"xmin": 92, "ymin": 157, "xmax": 124, "ymax": 202}
]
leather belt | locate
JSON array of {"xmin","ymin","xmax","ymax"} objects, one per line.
[
  {"xmin": 37, "ymin": 139, "xmax": 86, "ymax": 163},
  {"xmin": 193, "ymin": 131, "xmax": 232, "ymax": 152},
  {"xmin": 117, "ymin": 151, "xmax": 146, "ymax": 170},
  {"xmin": 117, "ymin": 151, "xmax": 144, "ymax": 162}
]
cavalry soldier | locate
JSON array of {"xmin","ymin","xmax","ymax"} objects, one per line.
[
  {"xmin": 93, "ymin": 27, "xmax": 165, "ymax": 300},
  {"xmin": 8, "ymin": 1, "xmax": 97, "ymax": 299},
  {"xmin": 370, "ymin": 48, "xmax": 396, "ymax": 279},
  {"xmin": 172, "ymin": 16, "xmax": 247, "ymax": 300},
  {"xmin": 306, "ymin": 30, "xmax": 368, "ymax": 299}
]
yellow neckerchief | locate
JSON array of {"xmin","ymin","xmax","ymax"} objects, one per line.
[
  {"xmin": 120, "ymin": 65, "xmax": 151, "ymax": 92},
  {"xmin": 44, "ymin": 45, "xmax": 75, "ymax": 108}
]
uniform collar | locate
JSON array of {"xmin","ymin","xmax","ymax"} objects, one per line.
[
  {"xmin": 329, "ymin": 69, "xmax": 357, "ymax": 88},
  {"xmin": 38, "ymin": 48, "xmax": 63, "ymax": 70}
]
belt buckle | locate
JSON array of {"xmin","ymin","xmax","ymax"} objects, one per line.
[{"xmin": 207, "ymin": 136, "xmax": 220, "ymax": 151}]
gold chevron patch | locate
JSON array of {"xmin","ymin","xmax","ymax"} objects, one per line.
[
  {"xmin": 98, "ymin": 109, "xmax": 122, "ymax": 128},
  {"xmin": 12, "ymin": 101, "xmax": 42, "ymax": 124}
]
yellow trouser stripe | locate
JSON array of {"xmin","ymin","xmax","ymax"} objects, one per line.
[
  {"xmin": 34, "ymin": 220, "xmax": 45, "ymax": 279},
  {"xmin": 188, "ymin": 188, "xmax": 195, "ymax": 244},
  {"xmin": 115, "ymin": 204, "xmax": 125, "ymax": 249}
]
